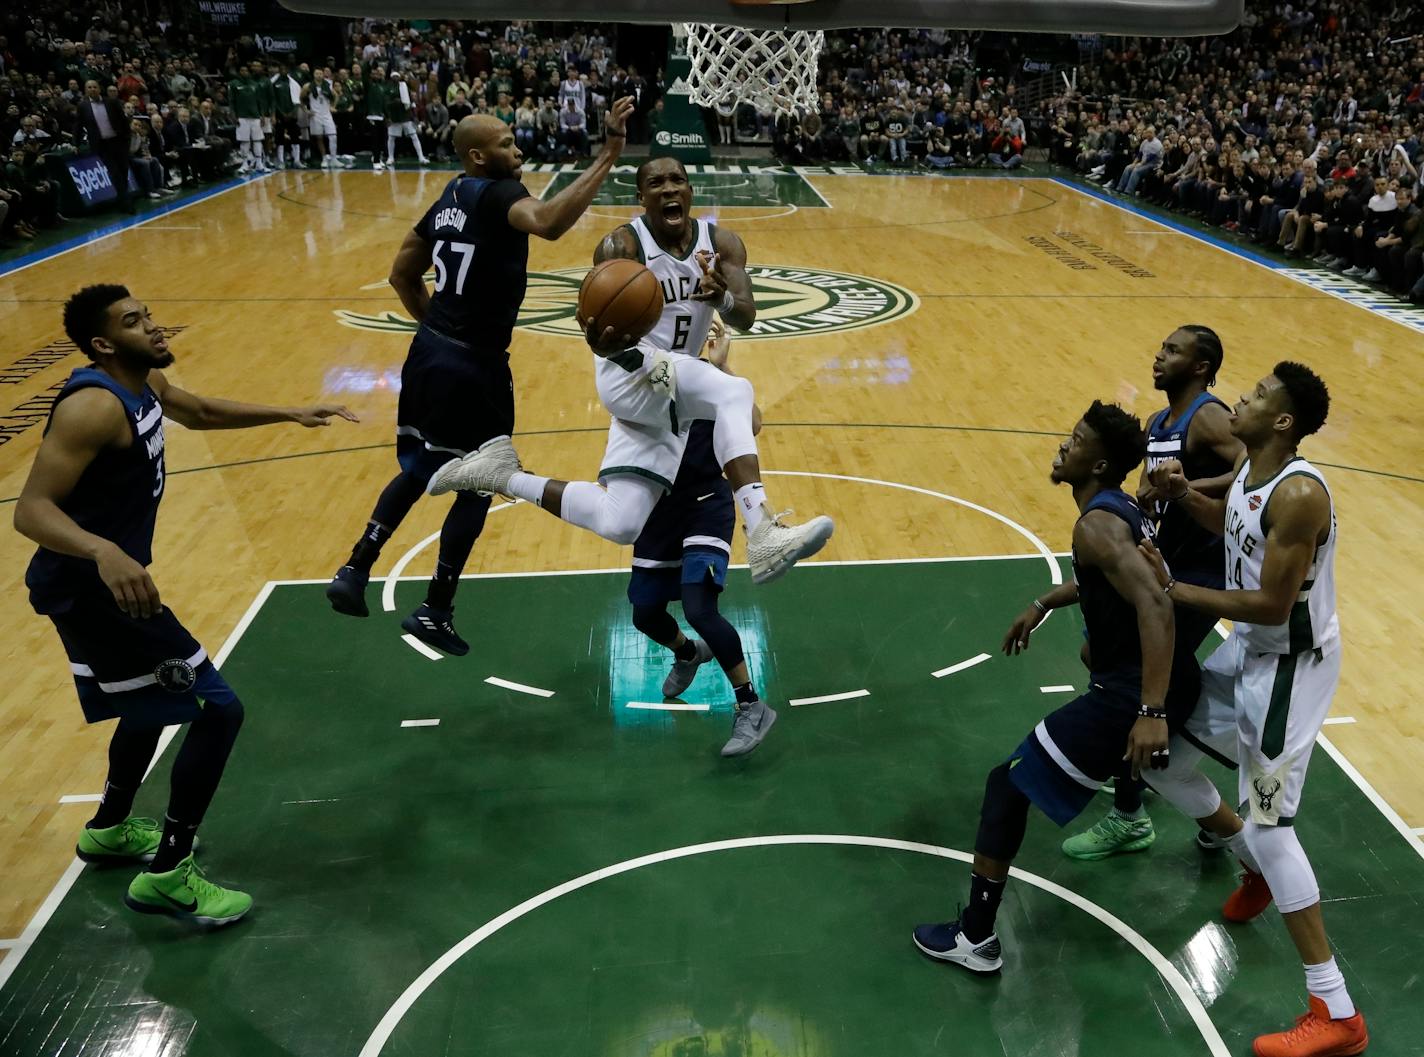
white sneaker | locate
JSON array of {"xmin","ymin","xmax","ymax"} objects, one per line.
[
  {"xmin": 745, "ymin": 511, "xmax": 834, "ymax": 585},
  {"xmin": 427, "ymin": 436, "xmax": 522, "ymax": 497},
  {"xmin": 373, "ymin": 160, "xmax": 385, "ymax": 170}
]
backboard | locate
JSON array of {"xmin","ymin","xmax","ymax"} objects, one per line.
[{"xmin": 278, "ymin": 0, "xmax": 1244, "ymax": 37}]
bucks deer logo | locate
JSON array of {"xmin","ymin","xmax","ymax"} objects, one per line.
[{"xmin": 1252, "ymin": 774, "xmax": 1282, "ymax": 814}]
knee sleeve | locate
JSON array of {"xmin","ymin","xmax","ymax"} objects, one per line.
[
  {"xmin": 1243, "ymin": 820, "xmax": 1319, "ymax": 914},
  {"xmin": 562, "ymin": 479, "xmax": 660, "ymax": 545},
  {"xmin": 681, "ymin": 579, "xmax": 744, "ymax": 672},
  {"xmin": 632, "ymin": 603, "xmax": 677, "ymax": 645},
  {"xmin": 976, "ymin": 761, "xmax": 1032, "ymax": 862},
  {"xmin": 1141, "ymin": 737, "xmax": 1223, "ymax": 820}
]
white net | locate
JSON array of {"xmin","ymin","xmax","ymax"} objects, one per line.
[{"xmin": 676, "ymin": 22, "xmax": 824, "ymax": 117}]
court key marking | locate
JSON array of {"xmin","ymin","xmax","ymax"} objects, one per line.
[{"xmin": 356, "ymin": 834, "xmax": 1231, "ymax": 1057}]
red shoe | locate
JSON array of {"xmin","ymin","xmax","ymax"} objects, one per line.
[
  {"xmin": 1223, "ymin": 865, "xmax": 1275, "ymax": 922},
  {"xmin": 1252, "ymin": 996, "xmax": 1368, "ymax": 1056}
]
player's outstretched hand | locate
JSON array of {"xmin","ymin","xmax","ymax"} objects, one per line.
[
  {"xmin": 292, "ymin": 404, "xmax": 359, "ymax": 427},
  {"xmin": 691, "ymin": 250, "xmax": 728, "ymax": 302},
  {"xmin": 603, "ymin": 96, "xmax": 634, "ymax": 146},
  {"xmin": 1124, "ymin": 716, "xmax": 1170, "ymax": 778},
  {"xmin": 1146, "ymin": 457, "xmax": 1187, "ymax": 499},
  {"xmin": 705, "ymin": 318, "xmax": 731, "ymax": 369},
  {"xmin": 584, "ymin": 317, "xmax": 636, "ymax": 356},
  {"xmin": 1136, "ymin": 538, "xmax": 1172, "ymax": 590},
  {"xmin": 1002, "ymin": 603, "xmax": 1045, "ymax": 655},
  {"xmin": 97, "ymin": 542, "xmax": 162, "ymax": 619}
]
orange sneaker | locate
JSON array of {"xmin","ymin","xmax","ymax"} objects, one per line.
[
  {"xmin": 1253, "ymin": 996, "xmax": 1368, "ymax": 1057},
  {"xmin": 1223, "ymin": 865, "xmax": 1275, "ymax": 922}
]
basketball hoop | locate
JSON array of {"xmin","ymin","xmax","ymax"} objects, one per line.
[{"xmin": 676, "ymin": 22, "xmax": 824, "ymax": 118}]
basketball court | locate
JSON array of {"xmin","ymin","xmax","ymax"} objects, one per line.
[{"xmin": 3, "ymin": 152, "xmax": 1424, "ymax": 1053}]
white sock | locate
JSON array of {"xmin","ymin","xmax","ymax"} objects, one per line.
[
  {"xmin": 387, "ymin": 135, "xmax": 397, "ymax": 165},
  {"xmin": 293, "ymin": 145, "xmax": 302, "ymax": 164},
  {"xmin": 1304, "ymin": 957, "xmax": 1355, "ymax": 1019},
  {"xmin": 327, "ymin": 134, "xmax": 338, "ymax": 156},
  {"xmin": 1223, "ymin": 829, "xmax": 1261, "ymax": 874},
  {"xmin": 734, "ymin": 483, "xmax": 768, "ymax": 531},
  {"xmin": 1111, "ymin": 806, "xmax": 1147, "ymax": 822},
  {"xmin": 505, "ymin": 471, "xmax": 549, "ymax": 507},
  {"xmin": 253, "ymin": 144, "xmax": 264, "ymax": 165}
]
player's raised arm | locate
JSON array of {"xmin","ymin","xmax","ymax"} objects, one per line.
[
  {"xmin": 1185, "ymin": 400, "xmax": 1244, "ymax": 498},
  {"xmin": 150, "ymin": 371, "xmax": 357, "ymax": 430},
  {"xmin": 14, "ymin": 390, "xmax": 162, "ymax": 617},
  {"xmin": 507, "ymin": 96, "xmax": 635, "ymax": 241},
  {"xmin": 692, "ymin": 228, "xmax": 756, "ymax": 330}
]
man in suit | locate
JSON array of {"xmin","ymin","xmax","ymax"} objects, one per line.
[
  {"xmin": 163, "ymin": 106, "xmax": 213, "ymax": 184},
  {"xmin": 75, "ymin": 80, "xmax": 133, "ymax": 212}
]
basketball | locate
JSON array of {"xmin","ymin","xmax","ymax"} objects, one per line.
[{"xmin": 577, "ymin": 259, "xmax": 664, "ymax": 346}]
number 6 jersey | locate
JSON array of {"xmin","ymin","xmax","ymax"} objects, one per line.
[{"xmin": 627, "ymin": 214, "xmax": 718, "ymax": 358}]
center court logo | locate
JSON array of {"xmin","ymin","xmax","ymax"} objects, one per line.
[{"xmin": 336, "ymin": 265, "xmax": 917, "ymax": 342}]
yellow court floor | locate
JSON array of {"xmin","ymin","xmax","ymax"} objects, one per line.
[{"xmin": 1, "ymin": 169, "xmax": 1422, "ymax": 955}]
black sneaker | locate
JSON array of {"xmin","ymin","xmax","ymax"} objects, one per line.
[
  {"xmin": 326, "ymin": 565, "xmax": 370, "ymax": 617},
  {"xmin": 401, "ymin": 604, "xmax": 469, "ymax": 656}
]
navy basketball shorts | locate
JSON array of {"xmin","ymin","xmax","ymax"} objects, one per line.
[
  {"xmin": 49, "ymin": 589, "xmax": 236, "ymax": 728},
  {"xmin": 396, "ymin": 325, "xmax": 515, "ymax": 482},
  {"xmin": 628, "ymin": 480, "xmax": 735, "ymax": 607},
  {"xmin": 1004, "ymin": 680, "xmax": 1141, "ymax": 827}
]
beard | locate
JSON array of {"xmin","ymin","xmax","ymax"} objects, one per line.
[{"xmin": 115, "ymin": 343, "xmax": 175, "ymax": 369}]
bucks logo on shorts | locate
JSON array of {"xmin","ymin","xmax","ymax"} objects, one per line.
[{"xmin": 337, "ymin": 266, "xmax": 917, "ymax": 342}]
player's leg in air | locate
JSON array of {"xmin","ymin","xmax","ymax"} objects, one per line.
[{"xmin": 429, "ymin": 314, "xmax": 833, "ymax": 585}]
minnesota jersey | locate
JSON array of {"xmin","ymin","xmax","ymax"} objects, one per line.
[
  {"xmin": 26, "ymin": 368, "xmax": 166, "ymax": 615},
  {"xmin": 1146, "ymin": 392, "xmax": 1231, "ymax": 585},
  {"xmin": 414, "ymin": 175, "xmax": 532, "ymax": 352},
  {"xmin": 1072, "ymin": 488, "xmax": 1152, "ymax": 691},
  {"xmin": 1224, "ymin": 457, "xmax": 1338, "ymax": 655},
  {"xmin": 629, "ymin": 215, "xmax": 717, "ymax": 357}
]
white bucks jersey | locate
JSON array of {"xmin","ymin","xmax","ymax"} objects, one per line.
[
  {"xmin": 630, "ymin": 215, "xmax": 717, "ymax": 357},
  {"xmin": 1224, "ymin": 457, "xmax": 1339, "ymax": 654},
  {"xmin": 308, "ymin": 84, "xmax": 333, "ymax": 120}
]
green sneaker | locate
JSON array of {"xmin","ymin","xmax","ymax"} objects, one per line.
[
  {"xmin": 124, "ymin": 855, "xmax": 252, "ymax": 926},
  {"xmin": 1061, "ymin": 810, "xmax": 1156, "ymax": 861},
  {"xmin": 76, "ymin": 817, "xmax": 162, "ymax": 864}
]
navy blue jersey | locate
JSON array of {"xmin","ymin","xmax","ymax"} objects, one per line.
[
  {"xmin": 671, "ymin": 420, "xmax": 724, "ymax": 493},
  {"xmin": 1147, "ymin": 392, "xmax": 1231, "ymax": 586},
  {"xmin": 1071, "ymin": 489, "xmax": 1150, "ymax": 690},
  {"xmin": 414, "ymin": 175, "xmax": 531, "ymax": 352},
  {"xmin": 26, "ymin": 368, "xmax": 166, "ymax": 615}
]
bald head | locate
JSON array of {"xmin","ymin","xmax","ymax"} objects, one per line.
[{"xmin": 453, "ymin": 113, "xmax": 515, "ymax": 174}]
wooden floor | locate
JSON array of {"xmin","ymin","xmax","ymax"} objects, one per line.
[{"xmin": 1, "ymin": 169, "xmax": 1422, "ymax": 952}]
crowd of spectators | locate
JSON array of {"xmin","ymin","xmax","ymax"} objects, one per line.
[
  {"xmin": 0, "ymin": 8, "xmax": 654, "ymax": 249},
  {"xmin": 1049, "ymin": 3, "xmax": 1424, "ymax": 300},
  {"xmin": 4, "ymin": 0, "xmax": 1424, "ymax": 300},
  {"xmin": 762, "ymin": 3, "xmax": 1423, "ymax": 300}
]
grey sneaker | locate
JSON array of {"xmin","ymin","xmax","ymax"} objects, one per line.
[
  {"xmin": 720, "ymin": 700, "xmax": 777, "ymax": 757},
  {"xmin": 663, "ymin": 639, "xmax": 714, "ymax": 697},
  {"xmin": 745, "ymin": 512, "xmax": 834, "ymax": 585},
  {"xmin": 427, "ymin": 435, "xmax": 522, "ymax": 497}
]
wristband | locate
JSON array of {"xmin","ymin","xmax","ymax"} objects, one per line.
[
  {"xmin": 1031, "ymin": 599, "xmax": 1048, "ymax": 615},
  {"xmin": 1137, "ymin": 704, "xmax": 1167, "ymax": 719},
  {"xmin": 605, "ymin": 130, "xmax": 625, "ymax": 138},
  {"xmin": 1164, "ymin": 578, "xmax": 1176, "ymax": 596},
  {"xmin": 717, "ymin": 289, "xmax": 735, "ymax": 315}
]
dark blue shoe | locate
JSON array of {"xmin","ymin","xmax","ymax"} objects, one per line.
[
  {"xmin": 912, "ymin": 918, "xmax": 1003, "ymax": 973},
  {"xmin": 326, "ymin": 566, "xmax": 370, "ymax": 617},
  {"xmin": 400, "ymin": 604, "xmax": 469, "ymax": 657}
]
